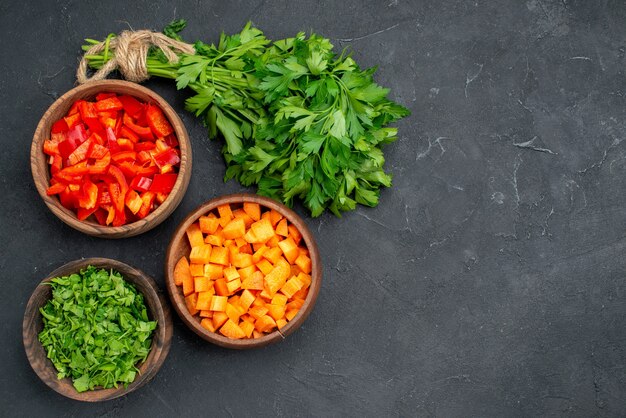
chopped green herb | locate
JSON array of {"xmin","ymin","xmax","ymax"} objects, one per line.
[{"xmin": 38, "ymin": 266, "xmax": 157, "ymax": 392}]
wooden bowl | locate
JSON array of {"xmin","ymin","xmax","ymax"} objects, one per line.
[
  {"xmin": 23, "ymin": 258, "xmax": 173, "ymax": 402},
  {"xmin": 165, "ymin": 194, "xmax": 322, "ymax": 349},
  {"xmin": 30, "ymin": 80, "xmax": 192, "ymax": 238}
]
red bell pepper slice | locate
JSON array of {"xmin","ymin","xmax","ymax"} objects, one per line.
[
  {"xmin": 59, "ymin": 188, "xmax": 77, "ymax": 209},
  {"xmin": 43, "ymin": 140, "xmax": 59, "ymax": 156},
  {"xmin": 46, "ymin": 182, "xmax": 66, "ymax": 195},
  {"xmin": 77, "ymin": 207, "xmax": 98, "ymax": 221},
  {"xmin": 88, "ymin": 143, "xmax": 108, "ymax": 159},
  {"xmin": 95, "ymin": 96, "xmax": 123, "ymax": 112},
  {"xmin": 117, "ymin": 138, "xmax": 135, "ymax": 151},
  {"xmin": 49, "ymin": 154, "xmax": 63, "ymax": 175},
  {"xmin": 119, "ymin": 125, "xmax": 140, "ymax": 143},
  {"xmin": 129, "ymin": 176, "xmax": 152, "ymax": 192},
  {"xmin": 67, "ymin": 139, "xmax": 93, "ymax": 166},
  {"xmin": 136, "ymin": 164, "xmax": 159, "ymax": 177},
  {"xmin": 123, "ymin": 112, "xmax": 153, "ymax": 140},
  {"xmin": 149, "ymin": 173, "xmax": 177, "ymax": 194},
  {"xmin": 146, "ymin": 104, "xmax": 174, "ymax": 137},
  {"xmin": 79, "ymin": 101, "xmax": 104, "ymax": 133},
  {"xmin": 67, "ymin": 124, "xmax": 88, "ymax": 144},
  {"xmin": 108, "ymin": 182, "xmax": 124, "ymax": 213},
  {"xmin": 93, "ymin": 208, "xmax": 109, "ymax": 225},
  {"xmin": 118, "ymin": 95, "xmax": 143, "ymax": 119},
  {"xmin": 64, "ymin": 112, "xmax": 82, "ymax": 129},
  {"xmin": 77, "ymin": 180, "xmax": 98, "ymax": 210},
  {"xmin": 135, "ymin": 141, "xmax": 156, "ymax": 152},
  {"xmin": 125, "ymin": 190, "xmax": 143, "ymax": 215},
  {"xmin": 164, "ymin": 133, "xmax": 179, "ymax": 148},
  {"xmin": 87, "ymin": 151, "xmax": 111, "ymax": 174},
  {"xmin": 96, "ymin": 92, "xmax": 116, "ymax": 101},
  {"xmin": 97, "ymin": 184, "xmax": 112, "ymax": 205},
  {"xmin": 136, "ymin": 150, "xmax": 153, "ymax": 164},
  {"xmin": 153, "ymin": 148, "xmax": 180, "ymax": 169},
  {"xmin": 51, "ymin": 118, "xmax": 69, "ymax": 134},
  {"xmin": 137, "ymin": 191, "xmax": 156, "ymax": 219},
  {"xmin": 117, "ymin": 161, "xmax": 139, "ymax": 179},
  {"xmin": 105, "ymin": 127, "xmax": 121, "ymax": 154},
  {"xmin": 55, "ymin": 162, "xmax": 90, "ymax": 182},
  {"xmin": 111, "ymin": 151, "xmax": 137, "ymax": 164},
  {"xmin": 108, "ymin": 165, "xmax": 128, "ymax": 194}
]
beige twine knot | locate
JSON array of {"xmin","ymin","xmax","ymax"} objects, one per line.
[{"xmin": 77, "ymin": 30, "xmax": 195, "ymax": 84}]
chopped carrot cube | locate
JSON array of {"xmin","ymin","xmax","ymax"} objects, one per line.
[
  {"xmin": 271, "ymin": 294, "xmax": 288, "ymax": 306},
  {"xmin": 276, "ymin": 318, "xmax": 288, "ymax": 329},
  {"xmin": 239, "ymin": 289, "xmax": 256, "ymax": 311},
  {"xmin": 278, "ymin": 237, "xmax": 299, "ymax": 264},
  {"xmin": 238, "ymin": 265, "xmax": 257, "ymax": 281},
  {"xmin": 223, "ymin": 266, "xmax": 240, "ymax": 282},
  {"xmin": 190, "ymin": 244, "xmax": 212, "ymax": 264},
  {"xmin": 267, "ymin": 304, "xmax": 286, "ymax": 321},
  {"xmin": 209, "ymin": 295, "xmax": 228, "ymax": 311},
  {"xmin": 254, "ymin": 315, "xmax": 277, "ymax": 333},
  {"xmin": 266, "ymin": 235, "xmax": 280, "ymax": 248},
  {"xmin": 243, "ymin": 228, "xmax": 259, "ymax": 244},
  {"xmin": 243, "ymin": 202, "xmax": 261, "ymax": 221},
  {"xmin": 199, "ymin": 216, "xmax": 220, "ymax": 234},
  {"xmin": 294, "ymin": 253, "xmax": 312, "ymax": 274},
  {"xmin": 173, "ymin": 256, "xmax": 191, "ymax": 287},
  {"xmin": 205, "ymin": 234, "xmax": 224, "ymax": 247},
  {"xmin": 223, "ymin": 239, "xmax": 234, "ymax": 248},
  {"xmin": 209, "ymin": 246, "xmax": 229, "ymax": 265},
  {"xmin": 225, "ymin": 303, "xmax": 244, "ymax": 323},
  {"xmin": 263, "ymin": 247, "xmax": 283, "ymax": 264},
  {"xmin": 182, "ymin": 271, "xmax": 194, "ymax": 296},
  {"xmin": 288, "ymin": 224, "xmax": 302, "ymax": 245},
  {"xmin": 269, "ymin": 209, "xmax": 283, "ymax": 227},
  {"xmin": 250, "ymin": 218, "xmax": 274, "ymax": 243},
  {"xmin": 261, "ymin": 211, "xmax": 271, "ymax": 222},
  {"xmin": 185, "ymin": 293, "xmax": 198, "ymax": 316},
  {"xmin": 200, "ymin": 318, "xmax": 216, "ymax": 332},
  {"xmin": 223, "ymin": 217, "xmax": 246, "ymax": 239},
  {"xmin": 241, "ymin": 271, "xmax": 264, "ymax": 290},
  {"xmin": 186, "ymin": 223, "xmax": 205, "ymax": 248},
  {"xmin": 295, "ymin": 272, "xmax": 312, "ymax": 289},
  {"xmin": 264, "ymin": 260, "xmax": 291, "ymax": 296},
  {"xmin": 280, "ymin": 276, "xmax": 304, "ymax": 298},
  {"xmin": 214, "ymin": 278, "xmax": 229, "ymax": 296},
  {"xmin": 212, "ymin": 312, "xmax": 228, "ymax": 329},
  {"xmin": 241, "ymin": 314, "xmax": 255, "ymax": 324},
  {"xmin": 204, "ymin": 263, "xmax": 224, "ymax": 280},
  {"xmin": 194, "ymin": 276, "xmax": 212, "ymax": 293},
  {"xmin": 240, "ymin": 321, "xmax": 255, "ymax": 338},
  {"xmin": 226, "ymin": 278, "xmax": 242, "ymax": 294},
  {"xmin": 234, "ymin": 237, "xmax": 247, "ymax": 248},
  {"xmin": 217, "ymin": 204, "xmax": 233, "ymax": 222},
  {"xmin": 239, "ymin": 243, "xmax": 253, "ymax": 254},
  {"xmin": 248, "ymin": 305, "xmax": 269, "ymax": 319},
  {"xmin": 200, "ymin": 310, "xmax": 213, "ymax": 318},
  {"xmin": 220, "ymin": 319, "xmax": 246, "ymax": 339},
  {"xmin": 252, "ymin": 245, "xmax": 269, "ymax": 263},
  {"xmin": 233, "ymin": 209, "xmax": 254, "ymax": 227},
  {"xmin": 189, "ymin": 263, "xmax": 204, "ymax": 277},
  {"xmin": 196, "ymin": 291, "xmax": 214, "ymax": 311},
  {"xmin": 232, "ymin": 253, "xmax": 254, "ymax": 268},
  {"xmin": 252, "ymin": 330, "xmax": 264, "ymax": 339},
  {"xmin": 293, "ymin": 288, "xmax": 309, "ymax": 300},
  {"xmin": 276, "ymin": 218, "xmax": 289, "ymax": 237},
  {"xmin": 285, "ymin": 309, "xmax": 299, "ymax": 321}
]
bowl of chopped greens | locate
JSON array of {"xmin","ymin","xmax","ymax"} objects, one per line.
[{"xmin": 23, "ymin": 258, "xmax": 172, "ymax": 402}]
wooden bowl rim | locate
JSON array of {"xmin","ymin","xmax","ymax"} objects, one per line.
[
  {"xmin": 165, "ymin": 193, "xmax": 322, "ymax": 349},
  {"xmin": 30, "ymin": 80, "xmax": 192, "ymax": 238},
  {"xmin": 23, "ymin": 258, "xmax": 173, "ymax": 402}
]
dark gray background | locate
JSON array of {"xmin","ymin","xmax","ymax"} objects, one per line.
[{"xmin": 1, "ymin": 0, "xmax": 625, "ymax": 416}]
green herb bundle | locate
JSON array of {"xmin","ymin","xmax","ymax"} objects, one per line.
[
  {"xmin": 38, "ymin": 266, "xmax": 157, "ymax": 392},
  {"xmin": 83, "ymin": 21, "xmax": 410, "ymax": 217}
]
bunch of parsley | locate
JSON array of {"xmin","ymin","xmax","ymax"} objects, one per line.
[
  {"xmin": 38, "ymin": 266, "xmax": 157, "ymax": 392},
  {"xmin": 84, "ymin": 21, "xmax": 410, "ymax": 217}
]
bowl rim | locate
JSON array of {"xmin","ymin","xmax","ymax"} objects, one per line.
[
  {"xmin": 30, "ymin": 79, "xmax": 192, "ymax": 238},
  {"xmin": 22, "ymin": 257, "xmax": 173, "ymax": 402},
  {"xmin": 165, "ymin": 193, "xmax": 322, "ymax": 349}
]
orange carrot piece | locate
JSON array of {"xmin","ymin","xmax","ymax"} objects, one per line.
[
  {"xmin": 214, "ymin": 278, "xmax": 229, "ymax": 296},
  {"xmin": 252, "ymin": 330, "xmax": 264, "ymax": 339},
  {"xmin": 250, "ymin": 218, "xmax": 274, "ymax": 243},
  {"xmin": 267, "ymin": 304, "xmax": 286, "ymax": 321},
  {"xmin": 238, "ymin": 265, "xmax": 257, "ymax": 281},
  {"xmin": 288, "ymin": 224, "xmax": 302, "ymax": 245},
  {"xmin": 199, "ymin": 216, "xmax": 220, "ymax": 234},
  {"xmin": 271, "ymin": 294, "xmax": 288, "ymax": 306},
  {"xmin": 225, "ymin": 303, "xmax": 244, "ymax": 323},
  {"xmin": 248, "ymin": 305, "xmax": 269, "ymax": 319},
  {"xmin": 277, "ymin": 237, "xmax": 299, "ymax": 264},
  {"xmin": 209, "ymin": 295, "xmax": 228, "ymax": 311},
  {"xmin": 220, "ymin": 319, "xmax": 246, "ymax": 339},
  {"xmin": 205, "ymin": 234, "xmax": 224, "ymax": 247},
  {"xmin": 263, "ymin": 247, "xmax": 283, "ymax": 264},
  {"xmin": 186, "ymin": 223, "xmax": 205, "ymax": 248},
  {"xmin": 243, "ymin": 202, "xmax": 261, "ymax": 221},
  {"xmin": 293, "ymin": 288, "xmax": 309, "ymax": 300},
  {"xmin": 256, "ymin": 259, "xmax": 274, "ymax": 275},
  {"xmin": 182, "ymin": 271, "xmax": 194, "ymax": 296},
  {"xmin": 185, "ymin": 293, "xmax": 198, "ymax": 316},
  {"xmin": 280, "ymin": 276, "xmax": 304, "ymax": 298},
  {"xmin": 239, "ymin": 290, "xmax": 256, "ymax": 311},
  {"xmin": 226, "ymin": 278, "xmax": 242, "ymax": 294},
  {"xmin": 276, "ymin": 218, "xmax": 289, "ymax": 237},
  {"xmin": 200, "ymin": 318, "xmax": 216, "ymax": 332},
  {"xmin": 240, "ymin": 321, "xmax": 255, "ymax": 338},
  {"xmin": 190, "ymin": 244, "xmax": 212, "ymax": 264},
  {"xmin": 189, "ymin": 263, "xmax": 204, "ymax": 277},
  {"xmin": 212, "ymin": 312, "xmax": 228, "ymax": 329},
  {"xmin": 223, "ymin": 266, "xmax": 240, "ymax": 282},
  {"xmin": 276, "ymin": 318, "xmax": 288, "ymax": 329},
  {"xmin": 196, "ymin": 291, "xmax": 214, "ymax": 311},
  {"xmin": 269, "ymin": 209, "xmax": 283, "ymax": 227},
  {"xmin": 204, "ymin": 263, "xmax": 224, "ymax": 280},
  {"xmin": 295, "ymin": 272, "xmax": 312, "ymax": 289},
  {"xmin": 294, "ymin": 253, "xmax": 312, "ymax": 274},
  {"xmin": 233, "ymin": 209, "xmax": 254, "ymax": 227},
  {"xmin": 285, "ymin": 309, "xmax": 299, "ymax": 321},
  {"xmin": 194, "ymin": 276, "xmax": 212, "ymax": 293},
  {"xmin": 241, "ymin": 271, "xmax": 265, "ymax": 290},
  {"xmin": 252, "ymin": 245, "xmax": 269, "ymax": 263},
  {"xmin": 266, "ymin": 235, "xmax": 280, "ymax": 248},
  {"xmin": 173, "ymin": 256, "xmax": 191, "ymax": 287},
  {"xmin": 199, "ymin": 310, "xmax": 213, "ymax": 318},
  {"xmin": 209, "ymin": 246, "xmax": 229, "ymax": 265},
  {"xmin": 254, "ymin": 315, "xmax": 277, "ymax": 333},
  {"xmin": 232, "ymin": 253, "xmax": 254, "ymax": 268},
  {"xmin": 223, "ymin": 217, "xmax": 246, "ymax": 239}
]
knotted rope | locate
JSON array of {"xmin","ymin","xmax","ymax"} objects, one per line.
[{"xmin": 77, "ymin": 30, "xmax": 195, "ymax": 84}]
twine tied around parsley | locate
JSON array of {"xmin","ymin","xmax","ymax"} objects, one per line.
[{"xmin": 77, "ymin": 30, "xmax": 195, "ymax": 84}]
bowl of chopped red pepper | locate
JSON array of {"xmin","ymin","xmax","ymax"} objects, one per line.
[{"xmin": 31, "ymin": 80, "xmax": 192, "ymax": 238}]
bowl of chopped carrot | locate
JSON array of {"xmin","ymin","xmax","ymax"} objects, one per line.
[
  {"xmin": 165, "ymin": 194, "xmax": 322, "ymax": 349},
  {"xmin": 31, "ymin": 80, "xmax": 192, "ymax": 238}
]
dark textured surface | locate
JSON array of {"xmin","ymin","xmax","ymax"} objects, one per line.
[{"xmin": 1, "ymin": 0, "xmax": 625, "ymax": 416}]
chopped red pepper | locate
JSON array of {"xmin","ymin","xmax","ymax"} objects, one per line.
[
  {"xmin": 146, "ymin": 104, "xmax": 174, "ymax": 137},
  {"xmin": 44, "ymin": 92, "xmax": 179, "ymax": 225}
]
